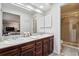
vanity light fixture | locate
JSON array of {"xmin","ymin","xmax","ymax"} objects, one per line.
[
  {"xmin": 35, "ymin": 9, "xmax": 42, "ymax": 13},
  {"xmin": 26, "ymin": 5, "xmax": 34, "ymax": 10},
  {"xmin": 16, "ymin": 3, "xmax": 24, "ymax": 5},
  {"xmin": 26, "ymin": 5, "xmax": 42, "ymax": 13},
  {"xmin": 39, "ymin": 5, "xmax": 44, "ymax": 8}
]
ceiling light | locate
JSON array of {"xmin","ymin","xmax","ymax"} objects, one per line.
[
  {"xmin": 35, "ymin": 9, "xmax": 42, "ymax": 13},
  {"xmin": 40, "ymin": 5, "xmax": 44, "ymax": 8},
  {"xmin": 27, "ymin": 5, "xmax": 34, "ymax": 10},
  {"xmin": 12, "ymin": 3, "xmax": 32, "ymax": 11},
  {"xmin": 11, "ymin": 3, "xmax": 42, "ymax": 13},
  {"xmin": 16, "ymin": 3, "xmax": 23, "ymax": 5}
]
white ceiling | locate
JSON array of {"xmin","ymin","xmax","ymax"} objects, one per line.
[
  {"xmin": 24, "ymin": 3, "xmax": 52, "ymax": 12},
  {"xmin": 11, "ymin": 3, "xmax": 53, "ymax": 15},
  {"xmin": 2, "ymin": 3, "xmax": 53, "ymax": 15}
]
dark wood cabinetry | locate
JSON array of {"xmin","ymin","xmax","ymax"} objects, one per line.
[
  {"xmin": 21, "ymin": 42, "xmax": 35, "ymax": 56},
  {"xmin": 43, "ymin": 38, "xmax": 49, "ymax": 56},
  {"xmin": 0, "ymin": 46, "xmax": 20, "ymax": 56},
  {"xmin": 35, "ymin": 39, "xmax": 42, "ymax": 56},
  {"xmin": 42, "ymin": 36, "xmax": 54, "ymax": 56},
  {"xmin": 21, "ymin": 48, "xmax": 35, "ymax": 56},
  {"xmin": 49, "ymin": 36, "xmax": 54, "ymax": 54},
  {"xmin": 0, "ymin": 36, "xmax": 54, "ymax": 56}
]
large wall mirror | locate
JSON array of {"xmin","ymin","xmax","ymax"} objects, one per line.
[{"xmin": 3, "ymin": 12, "xmax": 20, "ymax": 36}]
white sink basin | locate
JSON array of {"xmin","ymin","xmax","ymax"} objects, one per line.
[
  {"xmin": 0, "ymin": 37, "xmax": 33, "ymax": 46},
  {"xmin": 30, "ymin": 35, "xmax": 41, "ymax": 39},
  {"xmin": 0, "ymin": 40, "xmax": 15, "ymax": 45},
  {"xmin": 30, "ymin": 36, "xmax": 37, "ymax": 38},
  {"xmin": 0, "ymin": 37, "xmax": 34, "ymax": 49},
  {"xmin": 3, "ymin": 40, "xmax": 11, "ymax": 43}
]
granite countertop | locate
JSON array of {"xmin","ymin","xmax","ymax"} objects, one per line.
[{"xmin": 0, "ymin": 34, "xmax": 53, "ymax": 49}]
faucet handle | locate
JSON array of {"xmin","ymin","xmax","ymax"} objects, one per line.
[{"xmin": 27, "ymin": 32, "xmax": 31, "ymax": 36}]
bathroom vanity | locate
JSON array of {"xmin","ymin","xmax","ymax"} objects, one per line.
[{"xmin": 0, "ymin": 34, "xmax": 54, "ymax": 56}]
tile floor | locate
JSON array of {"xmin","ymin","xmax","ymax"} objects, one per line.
[
  {"xmin": 61, "ymin": 45, "xmax": 79, "ymax": 56},
  {"xmin": 49, "ymin": 53, "xmax": 60, "ymax": 56},
  {"xmin": 49, "ymin": 45, "xmax": 79, "ymax": 56}
]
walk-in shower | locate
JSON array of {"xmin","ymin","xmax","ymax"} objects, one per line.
[
  {"xmin": 61, "ymin": 14, "xmax": 79, "ymax": 47},
  {"xmin": 61, "ymin": 3, "xmax": 79, "ymax": 48}
]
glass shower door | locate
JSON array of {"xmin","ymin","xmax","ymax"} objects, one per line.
[
  {"xmin": 76, "ymin": 21, "xmax": 79, "ymax": 47},
  {"xmin": 61, "ymin": 16, "xmax": 79, "ymax": 47}
]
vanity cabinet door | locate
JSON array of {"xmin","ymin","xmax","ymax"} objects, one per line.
[
  {"xmin": 0, "ymin": 47, "xmax": 20, "ymax": 56},
  {"xmin": 35, "ymin": 39, "xmax": 43, "ymax": 56},
  {"xmin": 49, "ymin": 36, "xmax": 54, "ymax": 54},
  {"xmin": 21, "ymin": 41, "xmax": 35, "ymax": 56},
  {"xmin": 43, "ymin": 38, "xmax": 49, "ymax": 56},
  {"xmin": 21, "ymin": 48, "xmax": 35, "ymax": 56}
]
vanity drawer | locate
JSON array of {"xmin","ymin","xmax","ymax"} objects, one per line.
[
  {"xmin": 43, "ymin": 38, "xmax": 49, "ymax": 43},
  {"xmin": 21, "ymin": 41, "xmax": 35, "ymax": 56},
  {"xmin": 0, "ymin": 48, "xmax": 20, "ymax": 56},
  {"xmin": 36, "ymin": 40, "xmax": 42, "ymax": 47},
  {"xmin": 21, "ymin": 42, "xmax": 35, "ymax": 51},
  {"xmin": 21, "ymin": 47, "xmax": 35, "ymax": 56}
]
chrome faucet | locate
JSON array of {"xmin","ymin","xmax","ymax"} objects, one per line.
[{"xmin": 23, "ymin": 32, "xmax": 31, "ymax": 37}]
